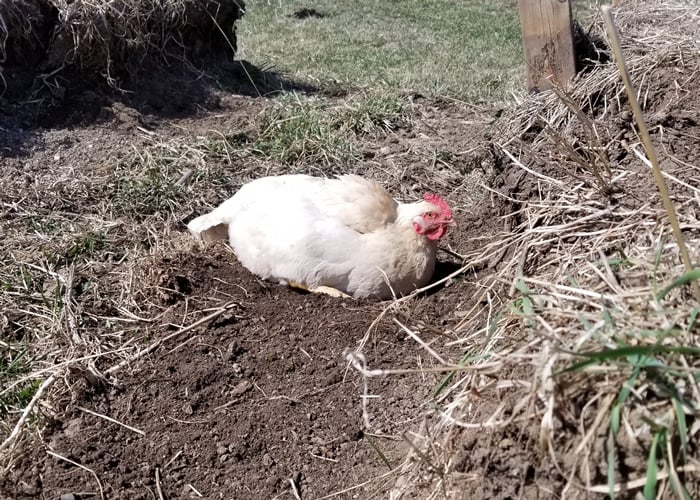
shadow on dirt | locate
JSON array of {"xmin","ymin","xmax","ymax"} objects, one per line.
[
  {"xmin": 0, "ymin": 59, "xmax": 317, "ymax": 158},
  {"xmin": 420, "ymin": 258, "xmax": 466, "ymax": 297}
]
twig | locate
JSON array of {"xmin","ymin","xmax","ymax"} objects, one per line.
[
  {"xmin": 105, "ymin": 302, "xmax": 237, "ymax": 376},
  {"xmin": 602, "ymin": 5, "xmax": 700, "ymax": 303},
  {"xmin": 77, "ymin": 405, "xmax": 146, "ymax": 436},
  {"xmin": 0, "ymin": 374, "xmax": 58, "ymax": 452},
  {"xmin": 289, "ymin": 477, "xmax": 302, "ymax": 500},
  {"xmin": 393, "ymin": 318, "xmax": 447, "ymax": 364},
  {"xmin": 501, "ymin": 146, "xmax": 566, "ymax": 187},
  {"xmin": 1, "ymin": 350, "xmax": 125, "ymax": 398},
  {"xmin": 310, "ymin": 453, "xmax": 339, "ymax": 463},
  {"xmin": 175, "ymin": 168, "xmax": 194, "ymax": 186},
  {"xmin": 508, "ymin": 242, "xmax": 529, "ymax": 298},
  {"xmin": 345, "ymin": 351, "xmax": 372, "ymax": 429},
  {"xmin": 164, "ymin": 450, "xmax": 182, "ymax": 469},
  {"xmin": 633, "ymin": 146, "xmax": 700, "ymax": 196},
  {"xmin": 47, "ymin": 450, "xmax": 105, "ymax": 500},
  {"xmin": 587, "ymin": 464, "xmax": 700, "ymax": 494},
  {"xmin": 317, "ymin": 464, "xmax": 403, "ymax": 499},
  {"xmin": 399, "ymin": 262, "xmax": 475, "ymax": 301},
  {"xmin": 401, "ymin": 432, "xmax": 441, "ymax": 475},
  {"xmin": 344, "ymin": 350, "xmax": 500, "ymax": 377},
  {"xmin": 186, "ymin": 484, "xmax": 204, "ymax": 497},
  {"xmin": 155, "ymin": 467, "xmax": 165, "ymax": 500}
]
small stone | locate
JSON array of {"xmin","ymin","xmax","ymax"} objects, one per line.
[
  {"xmin": 230, "ymin": 380, "xmax": 252, "ymax": 397},
  {"xmin": 499, "ymin": 438, "xmax": 514, "ymax": 449},
  {"xmin": 262, "ymin": 453, "xmax": 274, "ymax": 467},
  {"xmin": 324, "ymin": 373, "xmax": 341, "ymax": 386}
]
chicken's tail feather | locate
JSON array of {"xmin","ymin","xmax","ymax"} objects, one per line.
[{"xmin": 187, "ymin": 214, "xmax": 229, "ymax": 243}]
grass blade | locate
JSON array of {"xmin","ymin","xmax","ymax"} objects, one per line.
[
  {"xmin": 558, "ymin": 344, "xmax": 700, "ymax": 374},
  {"xmin": 364, "ymin": 434, "xmax": 392, "ymax": 470},
  {"xmin": 657, "ymin": 269, "xmax": 700, "ymax": 301},
  {"xmin": 607, "ymin": 427, "xmax": 616, "ymax": 500},
  {"xmin": 687, "ymin": 307, "xmax": 699, "ymax": 333},
  {"xmin": 643, "ymin": 431, "xmax": 661, "ymax": 500},
  {"xmin": 672, "ymin": 397, "xmax": 689, "ymax": 456}
]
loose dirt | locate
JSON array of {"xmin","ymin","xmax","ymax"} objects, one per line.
[
  {"xmin": 1, "ymin": 73, "xmax": 511, "ymax": 499},
  {"xmin": 7, "ymin": 246, "xmax": 460, "ymax": 499}
]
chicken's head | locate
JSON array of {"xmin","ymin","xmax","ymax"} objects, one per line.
[{"xmin": 412, "ymin": 193, "xmax": 453, "ymax": 240}]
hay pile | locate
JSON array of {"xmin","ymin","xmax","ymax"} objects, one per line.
[
  {"xmin": 0, "ymin": 0, "xmax": 245, "ymax": 91},
  {"xmin": 387, "ymin": 1, "xmax": 700, "ymax": 497}
]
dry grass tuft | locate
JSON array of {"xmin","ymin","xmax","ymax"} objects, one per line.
[
  {"xmin": 377, "ymin": 1, "xmax": 700, "ymax": 497},
  {"xmin": 0, "ymin": 131, "xmax": 225, "ymax": 456},
  {"xmin": 0, "ymin": 0, "xmax": 245, "ymax": 90}
]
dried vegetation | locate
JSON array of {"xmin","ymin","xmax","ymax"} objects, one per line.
[
  {"xmin": 383, "ymin": 1, "xmax": 700, "ymax": 498},
  {"xmin": 0, "ymin": 0, "xmax": 245, "ymax": 93}
]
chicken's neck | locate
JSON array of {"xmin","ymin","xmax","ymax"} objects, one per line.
[
  {"xmin": 351, "ymin": 201, "xmax": 443, "ymax": 262},
  {"xmin": 362, "ymin": 218, "xmax": 438, "ymax": 262}
]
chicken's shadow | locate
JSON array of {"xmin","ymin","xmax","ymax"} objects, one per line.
[{"xmin": 420, "ymin": 259, "xmax": 465, "ymax": 298}]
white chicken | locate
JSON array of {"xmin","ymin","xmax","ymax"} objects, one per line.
[{"xmin": 187, "ymin": 174, "xmax": 453, "ymax": 299}]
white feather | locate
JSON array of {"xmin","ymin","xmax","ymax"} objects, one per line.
[{"xmin": 187, "ymin": 174, "xmax": 451, "ymax": 299}]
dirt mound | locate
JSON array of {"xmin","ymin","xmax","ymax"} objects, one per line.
[{"xmin": 392, "ymin": 2, "xmax": 700, "ymax": 498}]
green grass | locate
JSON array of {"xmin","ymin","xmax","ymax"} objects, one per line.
[
  {"xmin": 335, "ymin": 92, "xmax": 410, "ymax": 134},
  {"xmin": 237, "ymin": 0, "xmax": 525, "ymax": 101},
  {"xmin": 254, "ymin": 93, "xmax": 356, "ymax": 165},
  {"xmin": 253, "ymin": 91, "xmax": 409, "ymax": 166},
  {"xmin": 237, "ymin": 0, "xmax": 600, "ymax": 102},
  {"xmin": 0, "ymin": 309, "xmax": 40, "ymax": 419},
  {"xmin": 108, "ymin": 137, "xmax": 243, "ymax": 219},
  {"xmin": 64, "ymin": 231, "xmax": 109, "ymax": 261},
  {"xmin": 0, "ymin": 338, "xmax": 40, "ymax": 427},
  {"xmin": 106, "ymin": 91, "xmax": 410, "ymax": 219},
  {"xmin": 0, "ymin": 349, "xmax": 38, "ymax": 418},
  {"xmin": 560, "ymin": 319, "xmax": 699, "ymax": 499}
]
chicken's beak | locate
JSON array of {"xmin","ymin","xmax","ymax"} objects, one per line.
[{"xmin": 445, "ymin": 219, "xmax": 457, "ymax": 228}]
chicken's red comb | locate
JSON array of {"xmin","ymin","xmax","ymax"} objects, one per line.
[{"xmin": 423, "ymin": 193, "xmax": 452, "ymax": 218}]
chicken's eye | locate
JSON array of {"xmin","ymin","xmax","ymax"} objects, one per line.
[{"xmin": 425, "ymin": 212, "xmax": 437, "ymax": 220}]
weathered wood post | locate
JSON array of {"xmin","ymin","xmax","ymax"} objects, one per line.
[{"xmin": 518, "ymin": 0, "xmax": 576, "ymax": 92}]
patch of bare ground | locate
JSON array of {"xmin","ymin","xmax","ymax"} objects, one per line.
[{"xmin": 0, "ymin": 81, "xmax": 510, "ymax": 498}]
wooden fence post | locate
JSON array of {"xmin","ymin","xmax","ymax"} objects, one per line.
[{"xmin": 518, "ymin": 0, "xmax": 576, "ymax": 92}]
